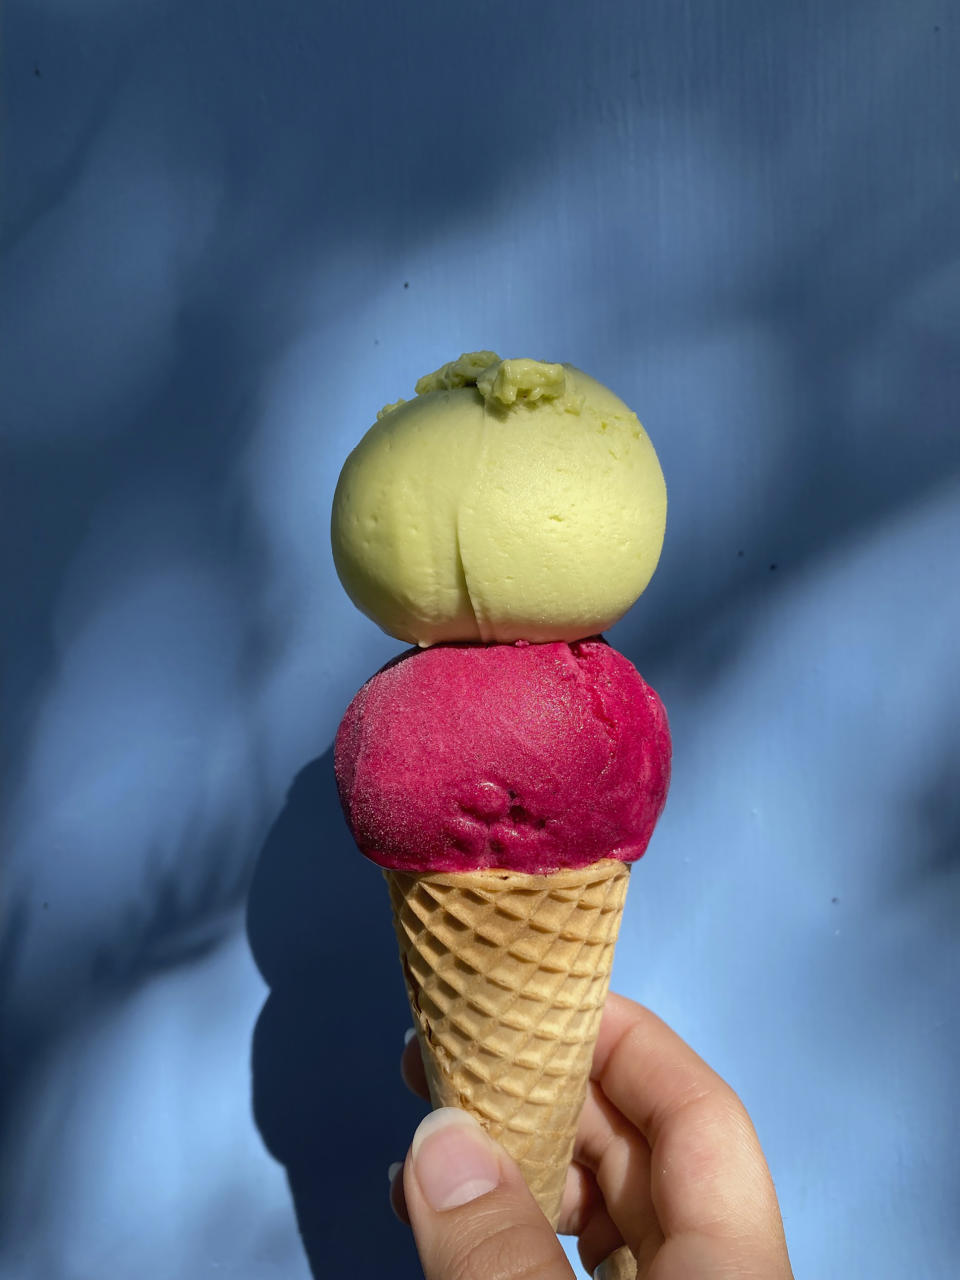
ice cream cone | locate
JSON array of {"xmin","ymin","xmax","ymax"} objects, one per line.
[{"xmin": 384, "ymin": 858, "xmax": 631, "ymax": 1228}]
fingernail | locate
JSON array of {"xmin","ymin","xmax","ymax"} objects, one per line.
[
  {"xmin": 410, "ymin": 1108, "xmax": 500, "ymax": 1211},
  {"xmin": 387, "ymin": 1161, "xmax": 403, "ymax": 1184},
  {"xmin": 403, "ymin": 1027, "xmax": 416, "ymax": 1046}
]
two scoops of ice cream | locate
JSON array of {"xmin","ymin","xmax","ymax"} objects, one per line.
[{"xmin": 331, "ymin": 352, "xmax": 671, "ymax": 1225}]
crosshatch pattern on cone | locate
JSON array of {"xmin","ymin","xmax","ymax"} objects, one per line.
[{"xmin": 385, "ymin": 859, "xmax": 631, "ymax": 1226}]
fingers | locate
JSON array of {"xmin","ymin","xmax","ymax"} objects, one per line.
[
  {"xmin": 557, "ymin": 1160, "xmax": 603, "ymax": 1237},
  {"xmin": 397, "ymin": 999, "xmax": 792, "ymax": 1277},
  {"xmin": 401, "ymin": 1029, "xmax": 430, "ymax": 1101},
  {"xmin": 591, "ymin": 993, "xmax": 731, "ymax": 1151},
  {"xmin": 389, "ymin": 1160, "xmax": 409, "ymax": 1225},
  {"xmin": 399, "ymin": 1038, "xmax": 630, "ymax": 1274},
  {"xmin": 590, "ymin": 993, "xmax": 792, "ymax": 1273},
  {"xmin": 395, "ymin": 1111, "xmax": 630, "ymax": 1280},
  {"xmin": 393, "ymin": 1146, "xmax": 608, "ymax": 1243},
  {"xmin": 560, "ymin": 1162, "xmax": 626, "ymax": 1277},
  {"xmin": 402, "ymin": 1108, "xmax": 576, "ymax": 1280},
  {"xmin": 574, "ymin": 1080, "xmax": 663, "ymax": 1270}
]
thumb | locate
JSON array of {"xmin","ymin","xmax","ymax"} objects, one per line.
[{"xmin": 402, "ymin": 1108, "xmax": 575, "ymax": 1280}]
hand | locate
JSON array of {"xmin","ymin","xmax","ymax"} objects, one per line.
[{"xmin": 390, "ymin": 992, "xmax": 793, "ymax": 1279}]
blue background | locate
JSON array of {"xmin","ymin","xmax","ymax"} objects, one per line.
[{"xmin": 2, "ymin": 2, "xmax": 959, "ymax": 1277}]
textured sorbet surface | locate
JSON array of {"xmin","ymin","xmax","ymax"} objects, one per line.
[
  {"xmin": 330, "ymin": 353, "xmax": 667, "ymax": 646},
  {"xmin": 334, "ymin": 639, "xmax": 671, "ymax": 873}
]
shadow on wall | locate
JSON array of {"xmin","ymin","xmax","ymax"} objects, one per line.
[
  {"xmin": 2, "ymin": 0, "xmax": 602, "ymax": 1149},
  {"xmin": 3, "ymin": 0, "xmax": 960, "ymax": 1274},
  {"xmin": 247, "ymin": 752, "xmax": 426, "ymax": 1278}
]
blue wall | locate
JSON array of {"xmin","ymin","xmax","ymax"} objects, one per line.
[{"xmin": 2, "ymin": 2, "xmax": 958, "ymax": 1277}]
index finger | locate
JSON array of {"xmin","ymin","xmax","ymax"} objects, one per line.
[
  {"xmin": 592, "ymin": 993, "xmax": 789, "ymax": 1254},
  {"xmin": 592, "ymin": 993, "xmax": 730, "ymax": 1143}
]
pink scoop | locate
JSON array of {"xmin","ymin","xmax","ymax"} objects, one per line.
[{"xmin": 334, "ymin": 639, "xmax": 670, "ymax": 874}]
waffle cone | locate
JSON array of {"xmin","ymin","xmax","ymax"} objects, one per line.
[{"xmin": 384, "ymin": 858, "xmax": 631, "ymax": 1227}]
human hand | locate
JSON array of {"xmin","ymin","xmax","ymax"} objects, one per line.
[{"xmin": 390, "ymin": 992, "xmax": 793, "ymax": 1279}]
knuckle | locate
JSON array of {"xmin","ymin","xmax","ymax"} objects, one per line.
[
  {"xmin": 681, "ymin": 1079, "xmax": 746, "ymax": 1131},
  {"xmin": 443, "ymin": 1216, "xmax": 563, "ymax": 1280}
]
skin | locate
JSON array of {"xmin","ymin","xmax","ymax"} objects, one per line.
[{"xmin": 391, "ymin": 992, "xmax": 794, "ymax": 1280}]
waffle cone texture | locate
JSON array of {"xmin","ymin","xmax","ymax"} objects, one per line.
[{"xmin": 385, "ymin": 858, "xmax": 631, "ymax": 1226}]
